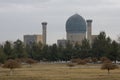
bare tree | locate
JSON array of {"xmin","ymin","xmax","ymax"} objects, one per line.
[
  {"xmin": 25, "ymin": 58, "xmax": 36, "ymax": 67},
  {"xmin": 101, "ymin": 60, "xmax": 119, "ymax": 74},
  {"xmin": 2, "ymin": 59, "xmax": 21, "ymax": 75}
]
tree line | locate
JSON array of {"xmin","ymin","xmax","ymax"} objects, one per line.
[{"xmin": 0, "ymin": 31, "xmax": 120, "ymax": 63}]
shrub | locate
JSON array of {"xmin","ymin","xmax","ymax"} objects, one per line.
[
  {"xmin": 67, "ymin": 63, "xmax": 75, "ymax": 68},
  {"xmin": 77, "ymin": 59, "xmax": 87, "ymax": 65},
  {"xmin": 71, "ymin": 58, "xmax": 87, "ymax": 65},
  {"xmin": 15, "ymin": 58, "xmax": 22, "ymax": 63},
  {"xmin": 84, "ymin": 58, "xmax": 91, "ymax": 63},
  {"xmin": 100, "ymin": 57, "xmax": 110, "ymax": 63},
  {"xmin": 92, "ymin": 58, "xmax": 98, "ymax": 64},
  {"xmin": 71, "ymin": 58, "xmax": 81, "ymax": 63}
]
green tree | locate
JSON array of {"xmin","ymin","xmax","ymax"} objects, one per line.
[
  {"xmin": 80, "ymin": 39, "xmax": 91, "ymax": 59},
  {"xmin": 57, "ymin": 44, "xmax": 65, "ymax": 61},
  {"xmin": 30, "ymin": 42, "xmax": 43, "ymax": 61},
  {"xmin": 41, "ymin": 45, "xmax": 50, "ymax": 61},
  {"xmin": 49, "ymin": 44, "xmax": 58, "ymax": 61},
  {"xmin": 3, "ymin": 41, "xmax": 13, "ymax": 59},
  {"xmin": 0, "ymin": 45, "xmax": 7, "ymax": 63},
  {"xmin": 25, "ymin": 44, "xmax": 33, "ymax": 59},
  {"xmin": 13, "ymin": 39, "xmax": 27, "ymax": 59},
  {"xmin": 107, "ymin": 40, "xmax": 119, "ymax": 63},
  {"xmin": 73, "ymin": 43, "xmax": 81, "ymax": 59},
  {"xmin": 63, "ymin": 42, "xmax": 73, "ymax": 61},
  {"xmin": 92, "ymin": 32, "xmax": 111, "ymax": 60}
]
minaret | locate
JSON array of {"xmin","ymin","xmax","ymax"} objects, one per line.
[
  {"xmin": 42, "ymin": 22, "xmax": 47, "ymax": 45},
  {"xmin": 86, "ymin": 20, "xmax": 92, "ymax": 44}
]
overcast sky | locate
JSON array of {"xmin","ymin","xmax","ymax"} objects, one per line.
[{"xmin": 0, "ymin": 0, "xmax": 120, "ymax": 44}]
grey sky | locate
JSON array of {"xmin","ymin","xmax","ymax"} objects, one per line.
[{"xmin": 0, "ymin": 0, "xmax": 120, "ymax": 44}]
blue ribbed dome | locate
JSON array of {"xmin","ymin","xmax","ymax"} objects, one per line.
[{"xmin": 66, "ymin": 14, "xmax": 86, "ymax": 33}]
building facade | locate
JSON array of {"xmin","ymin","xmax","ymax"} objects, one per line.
[
  {"xmin": 57, "ymin": 39, "xmax": 67, "ymax": 47},
  {"xmin": 66, "ymin": 14, "xmax": 87, "ymax": 45},
  {"xmin": 24, "ymin": 22, "xmax": 47, "ymax": 46},
  {"xmin": 57, "ymin": 13, "xmax": 97, "ymax": 46},
  {"xmin": 66, "ymin": 14, "xmax": 94, "ymax": 45},
  {"xmin": 24, "ymin": 35, "xmax": 42, "ymax": 46}
]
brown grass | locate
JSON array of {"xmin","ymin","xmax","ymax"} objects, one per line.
[{"xmin": 0, "ymin": 63, "xmax": 120, "ymax": 80}]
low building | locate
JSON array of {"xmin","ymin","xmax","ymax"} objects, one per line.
[
  {"xmin": 57, "ymin": 39, "xmax": 67, "ymax": 47},
  {"xmin": 24, "ymin": 35, "xmax": 42, "ymax": 46}
]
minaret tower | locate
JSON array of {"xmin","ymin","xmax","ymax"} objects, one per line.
[
  {"xmin": 86, "ymin": 20, "xmax": 92, "ymax": 44},
  {"xmin": 42, "ymin": 22, "xmax": 47, "ymax": 45}
]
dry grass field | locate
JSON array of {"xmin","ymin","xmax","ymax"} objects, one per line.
[{"xmin": 0, "ymin": 63, "xmax": 120, "ymax": 80}]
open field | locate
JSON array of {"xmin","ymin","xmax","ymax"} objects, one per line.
[{"xmin": 0, "ymin": 63, "xmax": 120, "ymax": 80}]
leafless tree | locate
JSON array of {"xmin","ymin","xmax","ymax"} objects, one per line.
[
  {"xmin": 101, "ymin": 60, "xmax": 119, "ymax": 74},
  {"xmin": 2, "ymin": 59, "xmax": 21, "ymax": 75},
  {"xmin": 25, "ymin": 58, "xmax": 36, "ymax": 67}
]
